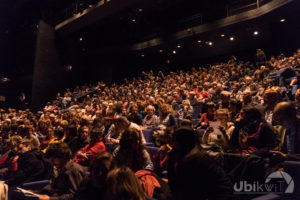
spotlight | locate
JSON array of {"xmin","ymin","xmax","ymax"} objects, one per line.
[
  {"xmin": 220, "ymin": 34, "xmax": 225, "ymax": 38},
  {"xmin": 253, "ymin": 31, "xmax": 259, "ymax": 35},
  {"xmin": 197, "ymin": 40, "xmax": 201, "ymax": 43},
  {"xmin": 229, "ymin": 37, "xmax": 234, "ymax": 41},
  {"xmin": 159, "ymin": 49, "xmax": 163, "ymax": 53},
  {"xmin": 141, "ymin": 54, "xmax": 145, "ymax": 57},
  {"xmin": 89, "ymin": 5, "xmax": 93, "ymax": 8},
  {"xmin": 138, "ymin": 8, "xmax": 143, "ymax": 12},
  {"xmin": 65, "ymin": 65, "xmax": 73, "ymax": 71},
  {"xmin": 79, "ymin": 37, "xmax": 83, "ymax": 41},
  {"xmin": 177, "ymin": 45, "xmax": 181, "ymax": 48},
  {"xmin": 280, "ymin": 18, "xmax": 286, "ymax": 23},
  {"xmin": 172, "ymin": 50, "xmax": 176, "ymax": 54},
  {"xmin": 132, "ymin": 18, "xmax": 136, "ymax": 22},
  {"xmin": 208, "ymin": 42, "xmax": 213, "ymax": 46},
  {"xmin": 1, "ymin": 77, "xmax": 9, "ymax": 83}
]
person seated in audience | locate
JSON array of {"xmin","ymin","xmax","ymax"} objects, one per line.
[
  {"xmin": 229, "ymin": 106, "xmax": 278, "ymax": 154},
  {"xmin": 24, "ymin": 126, "xmax": 40, "ymax": 150},
  {"xmin": 177, "ymin": 99, "xmax": 193, "ymax": 120},
  {"xmin": 142, "ymin": 105, "xmax": 160, "ymax": 130},
  {"xmin": 64, "ymin": 125, "xmax": 79, "ymax": 154},
  {"xmin": 153, "ymin": 127, "xmax": 174, "ymax": 177},
  {"xmin": 103, "ymin": 116, "xmax": 117, "ymax": 139},
  {"xmin": 69, "ymin": 126, "xmax": 90, "ymax": 154},
  {"xmin": 40, "ymin": 127, "xmax": 55, "ymax": 150},
  {"xmin": 127, "ymin": 104, "xmax": 143, "ymax": 126},
  {"xmin": 74, "ymin": 127, "xmax": 106, "ymax": 166},
  {"xmin": 228, "ymin": 98, "xmax": 242, "ymax": 123},
  {"xmin": 198, "ymin": 102, "xmax": 216, "ymax": 128},
  {"xmin": 273, "ymin": 101, "xmax": 300, "ymax": 155},
  {"xmin": 168, "ymin": 127, "xmax": 235, "ymax": 200},
  {"xmin": 111, "ymin": 116, "xmax": 146, "ymax": 145},
  {"xmin": 263, "ymin": 89, "xmax": 278, "ymax": 125},
  {"xmin": 42, "ymin": 127, "xmax": 65, "ymax": 153},
  {"xmin": 5, "ymin": 139, "xmax": 46, "ymax": 186},
  {"xmin": 106, "ymin": 166, "xmax": 146, "ymax": 200},
  {"xmin": 153, "ymin": 104, "xmax": 176, "ymax": 146},
  {"xmin": 0, "ymin": 135, "xmax": 22, "ymax": 180},
  {"xmin": 202, "ymin": 109, "xmax": 234, "ymax": 149},
  {"xmin": 112, "ymin": 127, "xmax": 153, "ymax": 172},
  {"xmin": 30, "ymin": 142, "xmax": 86, "ymax": 200},
  {"xmin": 218, "ymin": 91, "xmax": 231, "ymax": 109},
  {"xmin": 74, "ymin": 152, "xmax": 116, "ymax": 200}
]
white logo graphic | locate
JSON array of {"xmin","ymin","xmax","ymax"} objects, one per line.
[
  {"xmin": 234, "ymin": 171, "xmax": 294, "ymax": 194},
  {"xmin": 265, "ymin": 171, "xmax": 294, "ymax": 193}
]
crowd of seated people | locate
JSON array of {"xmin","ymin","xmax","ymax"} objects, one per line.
[{"xmin": 0, "ymin": 48, "xmax": 300, "ymax": 199}]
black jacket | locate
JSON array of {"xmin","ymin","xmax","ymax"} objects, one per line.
[{"xmin": 6, "ymin": 149, "xmax": 47, "ymax": 186}]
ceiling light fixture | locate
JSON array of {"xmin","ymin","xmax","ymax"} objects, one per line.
[
  {"xmin": 280, "ymin": 18, "xmax": 286, "ymax": 23},
  {"xmin": 172, "ymin": 50, "xmax": 176, "ymax": 54},
  {"xmin": 230, "ymin": 37, "xmax": 234, "ymax": 41},
  {"xmin": 253, "ymin": 31, "xmax": 259, "ymax": 35},
  {"xmin": 220, "ymin": 34, "xmax": 225, "ymax": 37}
]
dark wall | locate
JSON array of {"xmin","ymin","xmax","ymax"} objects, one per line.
[{"xmin": 31, "ymin": 20, "xmax": 66, "ymax": 111}]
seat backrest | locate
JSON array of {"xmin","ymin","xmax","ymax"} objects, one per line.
[
  {"xmin": 143, "ymin": 129, "xmax": 154, "ymax": 144},
  {"xmin": 146, "ymin": 146, "xmax": 159, "ymax": 162}
]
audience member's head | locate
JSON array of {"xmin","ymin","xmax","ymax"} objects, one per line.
[
  {"xmin": 273, "ymin": 101, "xmax": 297, "ymax": 129},
  {"xmin": 106, "ymin": 166, "xmax": 145, "ymax": 200}
]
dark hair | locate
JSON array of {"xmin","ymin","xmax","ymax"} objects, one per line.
[
  {"xmin": 54, "ymin": 127, "xmax": 65, "ymax": 140},
  {"xmin": 173, "ymin": 127, "xmax": 198, "ymax": 155},
  {"xmin": 229, "ymin": 99, "xmax": 242, "ymax": 110},
  {"xmin": 90, "ymin": 127, "xmax": 104, "ymax": 139},
  {"xmin": 67, "ymin": 125, "xmax": 77, "ymax": 137},
  {"xmin": 242, "ymin": 106, "xmax": 263, "ymax": 122},
  {"xmin": 91, "ymin": 152, "xmax": 116, "ymax": 172},
  {"xmin": 45, "ymin": 142, "xmax": 72, "ymax": 160}
]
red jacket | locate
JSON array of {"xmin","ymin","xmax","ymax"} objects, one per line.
[{"xmin": 74, "ymin": 138, "xmax": 105, "ymax": 165}]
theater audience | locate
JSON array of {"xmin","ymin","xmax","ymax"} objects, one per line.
[{"xmin": 0, "ymin": 48, "xmax": 300, "ymax": 199}]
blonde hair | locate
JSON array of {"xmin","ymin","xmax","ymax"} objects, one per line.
[{"xmin": 106, "ymin": 167, "xmax": 145, "ymax": 200}]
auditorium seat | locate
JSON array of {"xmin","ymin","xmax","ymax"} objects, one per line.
[
  {"xmin": 21, "ymin": 180, "xmax": 50, "ymax": 190},
  {"xmin": 143, "ymin": 129, "xmax": 154, "ymax": 146},
  {"xmin": 174, "ymin": 118, "xmax": 179, "ymax": 126},
  {"xmin": 146, "ymin": 146, "xmax": 159, "ymax": 162},
  {"xmin": 292, "ymin": 85, "xmax": 298, "ymax": 95}
]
